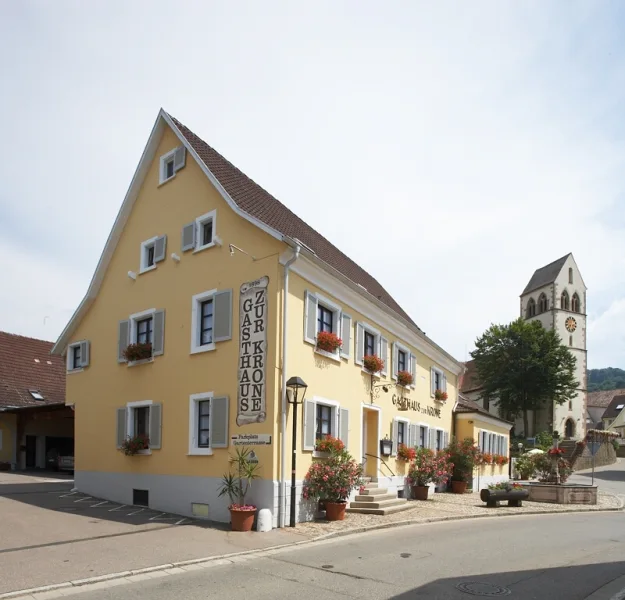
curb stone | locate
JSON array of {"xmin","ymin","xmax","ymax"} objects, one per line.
[{"xmin": 1, "ymin": 501, "xmax": 622, "ymax": 600}]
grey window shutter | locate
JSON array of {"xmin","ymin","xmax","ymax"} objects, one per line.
[
  {"xmin": 409, "ymin": 423, "xmax": 418, "ymax": 448},
  {"xmin": 442, "ymin": 373, "xmax": 447, "ymax": 392},
  {"xmin": 340, "ymin": 313, "xmax": 351, "ymax": 358},
  {"xmin": 392, "ymin": 343, "xmax": 398, "ymax": 379},
  {"xmin": 149, "ymin": 403, "xmax": 162, "ymax": 449},
  {"xmin": 430, "ymin": 368, "xmax": 436, "ymax": 396},
  {"xmin": 304, "ymin": 291, "xmax": 318, "ymax": 344},
  {"xmin": 429, "ymin": 428, "xmax": 436, "ymax": 450},
  {"xmin": 116, "ymin": 407, "xmax": 127, "ymax": 448},
  {"xmin": 392, "ymin": 419, "xmax": 398, "ymax": 456},
  {"xmin": 303, "ymin": 399, "xmax": 316, "ymax": 451},
  {"xmin": 118, "ymin": 320, "xmax": 130, "ymax": 363},
  {"xmin": 213, "ymin": 289, "xmax": 232, "ymax": 342},
  {"xmin": 80, "ymin": 340, "xmax": 90, "ymax": 367},
  {"xmin": 153, "ymin": 235, "xmax": 167, "ymax": 263},
  {"xmin": 181, "ymin": 222, "xmax": 196, "ymax": 252},
  {"xmin": 210, "ymin": 396, "xmax": 229, "ymax": 448},
  {"xmin": 152, "ymin": 310, "xmax": 165, "ymax": 356},
  {"xmin": 410, "ymin": 354, "xmax": 417, "ymax": 389},
  {"xmin": 355, "ymin": 322, "xmax": 364, "ymax": 365},
  {"xmin": 380, "ymin": 337, "xmax": 388, "ymax": 376},
  {"xmin": 339, "ymin": 408, "xmax": 349, "ymax": 447},
  {"xmin": 443, "ymin": 431, "xmax": 449, "ymax": 449},
  {"xmin": 173, "ymin": 146, "xmax": 186, "ymax": 171}
]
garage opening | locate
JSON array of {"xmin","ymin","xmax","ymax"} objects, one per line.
[{"xmin": 133, "ymin": 489, "xmax": 149, "ymax": 507}]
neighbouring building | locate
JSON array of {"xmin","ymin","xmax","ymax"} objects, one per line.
[
  {"xmin": 462, "ymin": 254, "xmax": 587, "ymax": 440},
  {"xmin": 0, "ymin": 331, "xmax": 72, "ymax": 471},
  {"xmin": 587, "ymin": 389, "xmax": 625, "ymax": 429},
  {"xmin": 601, "ymin": 394, "xmax": 625, "ymax": 431},
  {"xmin": 53, "ymin": 109, "xmax": 466, "ymax": 526}
]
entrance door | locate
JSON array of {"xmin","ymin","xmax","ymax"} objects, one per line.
[
  {"xmin": 361, "ymin": 408, "xmax": 379, "ymax": 478},
  {"xmin": 565, "ymin": 419, "xmax": 575, "ymax": 439},
  {"xmin": 25, "ymin": 435, "xmax": 37, "ymax": 469}
]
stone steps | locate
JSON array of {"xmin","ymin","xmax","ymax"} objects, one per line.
[
  {"xmin": 358, "ymin": 487, "xmax": 388, "ymax": 495},
  {"xmin": 347, "ymin": 480, "xmax": 412, "ymax": 515},
  {"xmin": 347, "ymin": 501, "xmax": 412, "ymax": 516},
  {"xmin": 354, "ymin": 493, "xmax": 397, "ymax": 503}
]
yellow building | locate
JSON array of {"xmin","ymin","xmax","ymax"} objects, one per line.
[{"xmin": 54, "ymin": 109, "xmax": 479, "ymax": 526}]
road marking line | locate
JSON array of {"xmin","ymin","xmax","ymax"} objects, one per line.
[
  {"xmin": 128, "ymin": 508, "xmax": 145, "ymax": 515},
  {"xmin": 75, "ymin": 497, "xmax": 94, "ymax": 502},
  {"xmin": 91, "ymin": 501, "xmax": 108, "ymax": 508},
  {"xmin": 149, "ymin": 513, "xmax": 167, "ymax": 521},
  {"xmin": 175, "ymin": 518, "xmax": 187, "ymax": 525},
  {"xmin": 60, "ymin": 492, "xmax": 78, "ymax": 498},
  {"xmin": 109, "ymin": 504, "xmax": 127, "ymax": 512}
]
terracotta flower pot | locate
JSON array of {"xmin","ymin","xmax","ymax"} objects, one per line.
[
  {"xmin": 229, "ymin": 507, "xmax": 257, "ymax": 532},
  {"xmin": 324, "ymin": 501, "xmax": 347, "ymax": 521},
  {"xmin": 451, "ymin": 480, "xmax": 468, "ymax": 494},
  {"xmin": 411, "ymin": 485, "xmax": 429, "ymax": 501}
]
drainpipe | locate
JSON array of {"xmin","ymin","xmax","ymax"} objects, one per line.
[{"xmin": 279, "ymin": 244, "xmax": 300, "ymax": 528}]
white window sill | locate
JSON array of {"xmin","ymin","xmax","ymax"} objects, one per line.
[
  {"xmin": 188, "ymin": 448, "xmax": 214, "ymax": 456},
  {"xmin": 158, "ymin": 174, "xmax": 176, "ymax": 187},
  {"xmin": 190, "ymin": 343, "xmax": 216, "ymax": 355},
  {"xmin": 67, "ymin": 368, "xmax": 84, "ymax": 375},
  {"xmin": 193, "ymin": 242, "xmax": 216, "ymax": 254},
  {"xmin": 128, "ymin": 449, "xmax": 152, "ymax": 456},
  {"xmin": 127, "ymin": 358, "xmax": 154, "ymax": 367},
  {"xmin": 312, "ymin": 450, "xmax": 331, "ymax": 458},
  {"xmin": 361, "ymin": 367, "xmax": 381, "ymax": 378},
  {"xmin": 139, "ymin": 265, "xmax": 157, "ymax": 275},
  {"xmin": 314, "ymin": 348, "xmax": 341, "ymax": 363}
]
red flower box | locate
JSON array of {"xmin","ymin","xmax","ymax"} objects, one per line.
[
  {"xmin": 434, "ymin": 389, "xmax": 448, "ymax": 402},
  {"xmin": 397, "ymin": 444, "xmax": 417, "ymax": 462},
  {"xmin": 363, "ymin": 354, "xmax": 384, "ymax": 373},
  {"xmin": 316, "ymin": 331, "xmax": 343, "ymax": 353},
  {"xmin": 548, "ymin": 447, "xmax": 565, "ymax": 456},
  {"xmin": 123, "ymin": 342, "xmax": 153, "ymax": 362},
  {"xmin": 315, "ymin": 435, "xmax": 345, "ymax": 454},
  {"xmin": 397, "ymin": 370, "xmax": 413, "ymax": 387}
]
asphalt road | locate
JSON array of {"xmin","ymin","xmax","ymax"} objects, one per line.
[
  {"xmin": 569, "ymin": 458, "xmax": 625, "ymax": 501},
  {"xmin": 64, "ymin": 512, "xmax": 625, "ymax": 600}
]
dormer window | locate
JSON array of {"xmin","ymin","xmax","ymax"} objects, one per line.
[{"xmin": 29, "ymin": 390, "xmax": 45, "ymax": 401}]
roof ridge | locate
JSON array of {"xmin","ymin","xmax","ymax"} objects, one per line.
[{"xmin": 0, "ymin": 330, "xmax": 55, "ymax": 346}]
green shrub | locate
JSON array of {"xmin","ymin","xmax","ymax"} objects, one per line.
[{"xmin": 515, "ymin": 454, "xmax": 537, "ymax": 480}]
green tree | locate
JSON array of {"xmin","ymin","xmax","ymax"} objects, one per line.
[{"xmin": 471, "ymin": 318, "xmax": 578, "ymax": 436}]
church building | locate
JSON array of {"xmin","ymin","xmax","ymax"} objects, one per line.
[{"xmin": 462, "ymin": 253, "xmax": 587, "ymax": 439}]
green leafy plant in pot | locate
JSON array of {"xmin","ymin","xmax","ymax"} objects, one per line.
[
  {"xmin": 218, "ymin": 447, "xmax": 261, "ymax": 531},
  {"xmin": 406, "ymin": 448, "xmax": 452, "ymax": 500},
  {"xmin": 446, "ymin": 437, "xmax": 480, "ymax": 493}
]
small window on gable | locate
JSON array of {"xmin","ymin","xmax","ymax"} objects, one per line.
[
  {"xmin": 140, "ymin": 235, "xmax": 166, "ymax": 274},
  {"xmin": 159, "ymin": 146, "xmax": 186, "ymax": 185},
  {"xmin": 29, "ymin": 390, "xmax": 45, "ymax": 401},
  {"xmin": 67, "ymin": 340, "xmax": 89, "ymax": 371},
  {"xmin": 190, "ymin": 289, "xmax": 233, "ymax": 354},
  {"xmin": 569, "ymin": 268, "xmax": 573, "ymax": 284},
  {"xmin": 181, "ymin": 210, "xmax": 217, "ymax": 254},
  {"xmin": 72, "ymin": 345, "xmax": 81, "ymax": 369}
]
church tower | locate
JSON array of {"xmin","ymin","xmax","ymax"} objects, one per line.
[{"xmin": 519, "ymin": 254, "xmax": 587, "ymax": 439}]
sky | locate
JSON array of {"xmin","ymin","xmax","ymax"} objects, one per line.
[{"xmin": 1, "ymin": 1, "xmax": 624, "ymax": 369}]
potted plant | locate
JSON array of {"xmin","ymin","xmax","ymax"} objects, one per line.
[
  {"xmin": 123, "ymin": 342, "xmax": 153, "ymax": 362},
  {"xmin": 397, "ymin": 444, "xmax": 417, "ymax": 462},
  {"xmin": 363, "ymin": 354, "xmax": 384, "ymax": 374},
  {"xmin": 480, "ymin": 452, "xmax": 493, "ymax": 466},
  {"xmin": 514, "ymin": 454, "xmax": 537, "ymax": 480},
  {"xmin": 434, "ymin": 389, "xmax": 448, "ymax": 402},
  {"xmin": 494, "ymin": 454, "xmax": 509, "ymax": 466},
  {"xmin": 218, "ymin": 447, "xmax": 261, "ymax": 531},
  {"xmin": 120, "ymin": 434, "xmax": 150, "ymax": 456},
  {"xmin": 397, "ymin": 371, "xmax": 413, "ymax": 387},
  {"xmin": 548, "ymin": 447, "xmax": 565, "ymax": 456},
  {"xmin": 315, "ymin": 435, "xmax": 345, "ymax": 455},
  {"xmin": 302, "ymin": 446, "xmax": 363, "ymax": 521},
  {"xmin": 406, "ymin": 448, "xmax": 452, "ymax": 500},
  {"xmin": 316, "ymin": 331, "xmax": 342, "ymax": 353},
  {"xmin": 446, "ymin": 437, "xmax": 480, "ymax": 493}
]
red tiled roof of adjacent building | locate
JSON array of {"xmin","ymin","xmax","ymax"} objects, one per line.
[
  {"xmin": 170, "ymin": 115, "xmax": 419, "ymax": 330},
  {"xmin": 455, "ymin": 394, "xmax": 513, "ymax": 425},
  {"xmin": 587, "ymin": 389, "xmax": 625, "ymax": 409},
  {"xmin": 0, "ymin": 331, "xmax": 66, "ymax": 409}
]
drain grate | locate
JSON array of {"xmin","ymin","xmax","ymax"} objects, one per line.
[{"xmin": 456, "ymin": 582, "xmax": 511, "ymax": 596}]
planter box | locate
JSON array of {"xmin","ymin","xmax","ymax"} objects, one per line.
[{"xmin": 527, "ymin": 483, "xmax": 597, "ymax": 505}]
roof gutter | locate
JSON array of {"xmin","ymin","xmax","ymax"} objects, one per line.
[{"xmin": 278, "ymin": 242, "xmax": 300, "ymax": 528}]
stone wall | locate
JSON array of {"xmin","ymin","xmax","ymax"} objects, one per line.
[{"xmin": 572, "ymin": 442, "xmax": 616, "ymax": 471}]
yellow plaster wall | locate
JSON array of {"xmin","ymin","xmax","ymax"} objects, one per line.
[
  {"xmin": 66, "ymin": 125, "xmax": 285, "ymax": 481},
  {"xmin": 283, "ymin": 272, "xmax": 459, "ymax": 480},
  {"xmin": 455, "ymin": 416, "xmax": 511, "ymax": 478},
  {"xmin": 0, "ymin": 413, "xmax": 15, "ymax": 463}
]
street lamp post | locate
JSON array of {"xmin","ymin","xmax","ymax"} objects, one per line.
[{"xmin": 286, "ymin": 376, "xmax": 308, "ymax": 528}]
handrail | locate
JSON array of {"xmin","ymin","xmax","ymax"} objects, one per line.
[{"xmin": 364, "ymin": 452, "xmax": 396, "ymax": 477}]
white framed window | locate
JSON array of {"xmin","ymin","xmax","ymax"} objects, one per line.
[
  {"xmin": 392, "ymin": 342, "xmax": 417, "ymax": 388},
  {"xmin": 418, "ymin": 424, "xmax": 429, "ymax": 449},
  {"xmin": 303, "ymin": 290, "xmax": 349, "ymax": 361},
  {"xmin": 139, "ymin": 235, "xmax": 167, "ymax": 274},
  {"xmin": 430, "ymin": 366, "xmax": 447, "ymax": 397},
  {"xmin": 303, "ymin": 397, "xmax": 348, "ymax": 452},
  {"xmin": 130, "ymin": 308, "xmax": 156, "ymax": 345},
  {"xmin": 66, "ymin": 340, "xmax": 89, "ymax": 372},
  {"xmin": 159, "ymin": 146, "xmax": 186, "ymax": 185},
  {"xmin": 355, "ymin": 322, "xmax": 388, "ymax": 375},
  {"xmin": 189, "ymin": 393, "xmax": 213, "ymax": 455},
  {"xmin": 315, "ymin": 399, "xmax": 339, "ymax": 441},
  {"xmin": 190, "ymin": 289, "xmax": 233, "ymax": 354},
  {"xmin": 181, "ymin": 210, "xmax": 218, "ymax": 254},
  {"xmin": 392, "ymin": 416, "xmax": 410, "ymax": 455},
  {"xmin": 125, "ymin": 400, "xmax": 154, "ymax": 454}
]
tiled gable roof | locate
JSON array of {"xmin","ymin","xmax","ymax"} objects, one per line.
[
  {"xmin": 522, "ymin": 254, "xmax": 570, "ymax": 295},
  {"xmin": 170, "ymin": 115, "xmax": 418, "ymax": 329},
  {"xmin": 603, "ymin": 394, "xmax": 625, "ymax": 420},
  {"xmin": 455, "ymin": 394, "xmax": 513, "ymax": 425},
  {"xmin": 587, "ymin": 389, "xmax": 625, "ymax": 409},
  {"xmin": 0, "ymin": 331, "xmax": 65, "ymax": 409}
]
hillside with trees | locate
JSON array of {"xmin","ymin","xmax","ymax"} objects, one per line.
[{"xmin": 588, "ymin": 368, "xmax": 625, "ymax": 392}]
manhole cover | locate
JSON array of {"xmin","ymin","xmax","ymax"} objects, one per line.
[{"xmin": 456, "ymin": 582, "xmax": 511, "ymax": 596}]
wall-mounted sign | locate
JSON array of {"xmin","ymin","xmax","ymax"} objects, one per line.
[
  {"xmin": 392, "ymin": 394, "xmax": 442, "ymax": 419},
  {"xmin": 231, "ymin": 434, "xmax": 272, "ymax": 446},
  {"xmin": 237, "ymin": 276, "xmax": 269, "ymax": 426}
]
